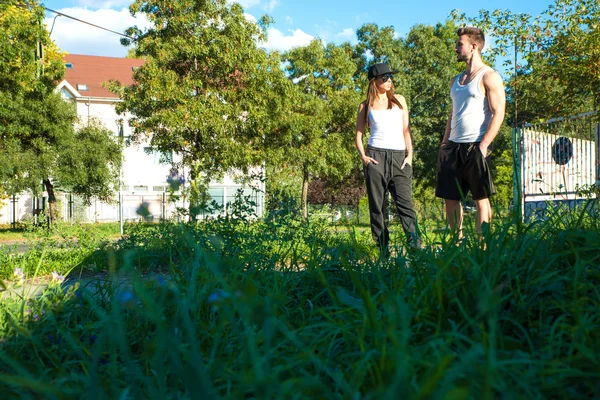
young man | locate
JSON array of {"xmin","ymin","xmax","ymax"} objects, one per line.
[{"xmin": 436, "ymin": 27, "xmax": 506, "ymax": 237}]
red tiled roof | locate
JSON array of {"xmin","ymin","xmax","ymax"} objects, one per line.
[{"xmin": 63, "ymin": 54, "xmax": 144, "ymax": 99}]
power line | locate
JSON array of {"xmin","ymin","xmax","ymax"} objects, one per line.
[
  {"xmin": 44, "ymin": 6, "xmax": 136, "ymax": 41},
  {"xmin": 16, "ymin": 3, "xmax": 136, "ymax": 41}
]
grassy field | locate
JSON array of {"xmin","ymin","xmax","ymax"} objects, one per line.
[{"xmin": 0, "ymin": 202, "xmax": 599, "ymax": 398}]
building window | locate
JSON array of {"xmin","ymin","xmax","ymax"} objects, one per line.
[
  {"xmin": 133, "ymin": 185, "xmax": 148, "ymax": 192},
  {"xmin": 76, "ymin": 84, "xmax": 89, "ymax": 91},
  {"xmin": 60, "ymin": 88, "xmax": 74, "ymax": 100},
  {"xmin": 66, "ymin": 63, "xmax": 74, "ymax": 69}
]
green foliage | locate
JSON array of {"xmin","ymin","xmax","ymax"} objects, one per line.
[
  {"xmin": 452, "ymin": 0, "xmax": 600, "ymax": 123},
  {"xmin": 0, "ymin": 0, "xmax": 69, "ymax": 199},
  {"xmin": 0, "ymin": 90, "xmax": 76, "ymax": 196},
  {"xmin": 265, "ymin": 163, "xmax": 303, "ymax": 212},
  {"xmin": 493, "ymin": 150, "xmax": 513, "ymax": 211},
  {"xmin": 0, "ymin": 1, "xmax": 64, "ymax": 95},
  {"xmin": 0, "ymin": 91, "xmax": 123, "ymax": 208},
  {"xmin": 538, "ymin": 0, "xmax": 600, "ymax": 108},
  {"xmin": 56, "ymin": 119, "xmax": 123, "ymax": 205},
  {"xmin": 0, "ymin": 0, "xmax": 124, "ymax": 218},
  {"xmin": 270, "ymin": 40, "xmax": 360, "ymax": 219},
  {"xmin": 355, "ymin": 23, "xmax": 401, "ymax": 70},
  {"xmin": 1, "ymin": 201, "xmax": 599, "ymax": 397},
  {"xmin": 113, "ymin": 0, "xmax": 286, "ymax": 218}
]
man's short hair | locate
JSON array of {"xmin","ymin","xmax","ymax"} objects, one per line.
[{"xmin": 457, "ymin": 27, "xmax": 485, "ymax": 52}]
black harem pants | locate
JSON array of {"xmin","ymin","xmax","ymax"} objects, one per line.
[{"xmin": 364, "ymin": 146, "xmax": 421, "ymax": 249}]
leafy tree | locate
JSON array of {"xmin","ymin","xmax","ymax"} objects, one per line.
[
  {"xmin": 354, "ymin": 23, "xmax": 402, "ymax": 71},
  {"xmin": 505, "ymin": 56, "xmax": 591, "ymax": 125},
  {"xmin": 452, "ymin": 0, "xmax": 600, "ymax": 122},
  {"xmin": 0, "ymin": 0, "xmax": 64, "ymax": 95},
  {"xmin": 0, "ymin": 90, "xmax": 75, "ymax": 199},
  {"xmin": 0, "ymin": 89, "xmax": 123, "ymax": 222},
  {"xmin": 274, "ymin": 40, "xmax": 360, "ymax": 220},
  {"xmin": 0, "ymin": 0, "xmax": 123, "ymax": 222},
  {"xmin": 536, "ymin": 0, "xmax": 600, "ymax": 111},
  {"xmin": 112, "ymin": 0, "xmax": 286, "ymax": 220},
  {"xmin": 56, "ymin": 120, "xmax": 123, "ymax": 205}
]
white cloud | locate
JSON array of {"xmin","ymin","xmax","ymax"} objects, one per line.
[
  {"xmin": 44, "ymin": 7, "xmax": 152, "ymax": 57},
  {"xmin": 261, "ymin": 28, "xmax": 314, "ymax": 52},
  {"xmin": 292, "ymin": 74, "xmax": 307, "ymax": 84},
  {"xmin": 234, "ymin": 0, "xmax": 261, "ymax": 8},
  {"xmin": 264, "ymin": 0, "xmax": 279, "ymax": 12},
  {"xmin": 73, "ymin": 0, "xmax": 133, "ymax": 9},
  {"xmin": 285, "ymin": 16, "xmax": 293, "ymax": 25},
  {"xmin": 336, "ymin": 28, "xmax": 356, "ymax": 42},
  {"xmin": 244, "ymin": 13, "xmax": 258, "ymax": 23},
  {"xmin": 313, "ymin": 20, "xmax": 340, "ymax": 44}
]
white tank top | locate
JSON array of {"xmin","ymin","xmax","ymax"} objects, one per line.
[
  {"xmin": 449, "ymin": 67, "xmax": 493, "ymax": 143},
  {"xmin": 367, "ymin": 105, "xmax": 406, "ymax": 150}
]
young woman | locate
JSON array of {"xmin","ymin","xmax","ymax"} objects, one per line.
[{"xmin": 355, "ymin": 63, "xmax": 421, "ymax": 253}]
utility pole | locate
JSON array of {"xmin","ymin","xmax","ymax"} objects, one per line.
[
  {"xmin": 514, "ymin": 34, "xmax": 518, "ymax": 129},
  {"xmin": 118, "ymin": 120, "xmax": 124, "ymax": 236},
  {"xmin": 512, "ymin": 31, "xmax": 523, "ymax": 225},
  {"xmin": 35, "ymin": 32, "xmax": 43, "ymax": 78},
  {"xmin": 35, "ymin": 12, "xmax": 48, "ymax": 227}
]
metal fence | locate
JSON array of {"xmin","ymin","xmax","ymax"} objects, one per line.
[{"xmin": 0, "ymin": 187, "xmax": 265, "ymax": 226}]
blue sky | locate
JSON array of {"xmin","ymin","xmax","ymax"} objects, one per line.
[{"xmin": 42, "ymin": 0, "xmax": 552, "ymax": 59}]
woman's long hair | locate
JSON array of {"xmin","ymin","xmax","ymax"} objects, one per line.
[{"xmin": 365, "ymin": 78, "xmax": 403, "ymax": 127}]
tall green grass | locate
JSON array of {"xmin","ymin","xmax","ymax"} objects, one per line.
[{"xmin": 0, "ymin": 201, "xmax": 598, "ymax": 398}]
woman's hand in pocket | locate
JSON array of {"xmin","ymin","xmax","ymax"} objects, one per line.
[{"xmin": 362, "ymin": 155, "xmax": 379, "ymax": 166}]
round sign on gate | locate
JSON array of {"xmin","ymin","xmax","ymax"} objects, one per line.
[{"xmin": 552, "ymin": 136, "xmax": 573, "ymax": 165}]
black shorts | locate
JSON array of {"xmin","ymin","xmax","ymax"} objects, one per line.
[{"xmin": 435, "ymin": 141, "xmax": 495, "ymax": 201}]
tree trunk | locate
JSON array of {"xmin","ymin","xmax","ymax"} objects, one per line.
[
  {"xmin": 188, "ymin": 163, "xmax": 199, "ymax": 222},
  {"xmin": 301, "ymin": 162, "xmax": 309, "ymax": 221},
  {"xmin": 43, "ymin": 178, "xmax": 56, "ymax": 227}
]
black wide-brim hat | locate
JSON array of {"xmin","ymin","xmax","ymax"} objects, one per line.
[{"xmin": 367, "ymin": 63, "xmax": 399, "ymax": 80}]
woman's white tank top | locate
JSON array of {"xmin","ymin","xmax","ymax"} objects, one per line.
[
  {"xmin": 367, "ymin": 105, "xmax": 406, "ymax": 150},
  {"xmin": 449, "ymin": 67, "xmax": 493, "ymax": 143}
]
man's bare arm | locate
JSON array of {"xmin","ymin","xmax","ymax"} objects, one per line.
[
  {"xmin": 441, "ymin": 76, "xmax": 457, "ymax": 145},
  {"xmin": 479, "ymin": 71, "xmax": 506, "ymax": 155}
]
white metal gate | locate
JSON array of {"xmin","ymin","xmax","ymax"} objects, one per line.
[{"xmin": 513, "ymin": 112, "xmax": 599, "ymax": 220}]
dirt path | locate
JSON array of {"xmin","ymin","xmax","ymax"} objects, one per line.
[{"xmin": 1, "ymin": 272, "xmax": 170, "ymax": 300}]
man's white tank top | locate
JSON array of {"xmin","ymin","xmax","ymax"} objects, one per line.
[
  {"xmin": 367, "ymin": 105, "xmax": 406, "ymax": 150},
  {"xmin": 449, "ymin": 67, "xmax": 493, "ymax": 143}
]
